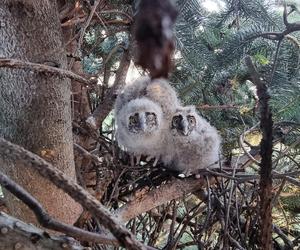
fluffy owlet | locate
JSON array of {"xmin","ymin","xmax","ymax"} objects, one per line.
[
  {"xmin": 115, "ymin": 76, "xmax": 181, "ymax": 163},
  {"xmin": 115, "ymin": 76, "xmax": 181, "ymax": 121},
  {"xmin": 162, "ymin": 106, "xmax": 221, "ymax": 175},
  {"xmin": 115, "ymin": 97, "xmax": 165, "ymax": 161}
]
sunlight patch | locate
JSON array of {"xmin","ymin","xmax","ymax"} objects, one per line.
[{"xmin": 201, "ymin": 0, "xmax": 225, "ymax": 13}]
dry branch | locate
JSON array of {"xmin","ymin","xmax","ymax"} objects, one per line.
[
  {"xmin": 0, "ymin": 138, "xmax": 147, "ymax": 250},
  {"xmin": 245, "ymin": 56, "xmax": 273, "ymax": 250},
  {"xmin": 0, "ymin": 212, "xmax": 84, "ymax": 250},
  {"xmin": 0, "ymin": 58, "xmax": 94, "ymax": 86},
  {"xmin": 249, "ymin": 4, "xmax": 300, "ymax": 41},
  {"xmin": 115, "ymin": 176, "xmax": 209, "ymax": 222},
  {"xmin": 197, "ymin": 104, "xmax": 239, "ymax": 110}
]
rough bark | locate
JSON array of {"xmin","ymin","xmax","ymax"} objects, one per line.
[
  {"xmin": 0, "ymin": 212, "xmax": 85, "ymax": 250},
  {"xmin": 0, "ymin": 0, "xmax": 82, "ymax": 224},
  {"xmin": 60, "ymin": 8, "xmax": 97, "ymax": 192}
]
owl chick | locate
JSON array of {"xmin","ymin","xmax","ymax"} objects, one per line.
[
  {"xmin": 115, "ymin": 97, "xmax": 164, "ymax": 163},
  {"xmin": 162, "ymin": 106, "xmax": 221, "ymax": 175},
  {"xmin": 115, "ymin": 76, "xmax": 181, "ymax": 164},
  {"xmin": 115, "ymin": 76, "xmax": 181, "ymax": 122}
]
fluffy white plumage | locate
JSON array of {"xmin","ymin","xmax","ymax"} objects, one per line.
[
  {"xmin": 115, "ymin": 76, "xmax": 221, "ymax": 172},
  {"xmin": 115, "ymin": 76, "xmax": 181, "ymax": 162},
  {"xmin": 162, "ymin": 105, "xmax": 221, "ymax": 175},
  {"xmin": 115, "ymin": 76, "xmax": 180, "ymax": 121},
  {"xmin": 115, "ymin": 97, "xmax": 164, "ymax": 158}
]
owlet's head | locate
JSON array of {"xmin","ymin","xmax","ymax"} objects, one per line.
[
  {"xmin": 123, "ymin": 98, "xmax": 163, "ymax": 135},
  {"xmin": 128, "ymin": 111, "xmax": 158, "ymax": 133},
  {"xmin": 171, "ymin": 106, "xmax": 197, "ymax": 136}
]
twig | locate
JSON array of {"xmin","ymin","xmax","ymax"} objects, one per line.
[
  {"xmin": 100, "ymin": 10, "xmax": 133, "ymax": 22},
  {"xmin": 248, "ymin": 4, "xmax": 300, "ymax": 42},
  {"xmin": 0, "ymin": 138, "xmax": 147, "ymax": 250},
  {"xmin": 239, "ymin": 123, "xmax": 260, "ymax": 166},
  {"xmin": 0, "ymin": 58, "xmax": 94, "ymax": 86},
  {"xmin": 273, "ymin": 224, "xmax": 294, "ymax": 249},
  {"xmin": 168, "ymin": 201, "xmax": 177, "ymax": 244},
  {"xmin": 83, "ymin": 0, "xmax": 108, "ymax": 30},
  {"xmin": 73, "ymin": 143, "xmax": 102, "ymax": 164},
  {"xmin": 197, "ymin": 104, "xmax": 239, "ymax": 110},
  {"xmin": 224, "ymin": 152, "xmax": 241, "ymax": 243},
  {"xmin": 227, "ymin": 233, "xmax": 246, "ymax": 250},
  {"xmin": 71, "ymin": 0, "xmax": 104, "ymax": 69},
  {"xmin": 170, "ymin": 203, "xmax": 205, "ymax": 250},
  {"xmin": 272, "ymin": 179, "xmax": 286, "ymax": 206},
  {"xmin": 61, "ymin": 16, "xmax": 86, "ymax": 27},
  {"xmin": 269, "ymin": 39, "xmax": 283, "ymax": 85}
]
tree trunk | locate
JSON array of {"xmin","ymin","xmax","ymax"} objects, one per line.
[
  {"xmin": 0, "ymin": 0, "xmax": 82, "ymax": 225},
  {"xmin": 60, "ymin": 7, "xmax": 96, "ymax": 189}
]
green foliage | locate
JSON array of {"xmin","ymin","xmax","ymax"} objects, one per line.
[
  {"xmin": 281, "ymin": 192, "xmax": 300, "ymax": 214},
  {"xmin": 83, "ymin": 54, "xmax": 103, "ymax": 74},
  {"xmin": 170, "ymin": 0, "xmax": 300, "ymax": 157}
]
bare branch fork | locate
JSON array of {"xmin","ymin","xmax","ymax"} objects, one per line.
[
  {"xmin": 0, "ymin": 58, "xmax": 95, "ymax": 86},
  {"xmin": 0, "ymin": 138, "xmax": 148, "ymax": 250},
  {"xmin": 69, "ymin": 0, "xmax": 104, "ymax": 69},
  {"xmin": 245, "ymin": 56, "xmax": 273, "ymax": 250},
  {"xmin": 250, "ymin": 3, "xmax": 300, "ymax": 41}
]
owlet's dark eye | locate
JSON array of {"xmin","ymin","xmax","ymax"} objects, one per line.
[
  {"xmin": 172, "ymin": 115, "xmax": 181, "ymax": 127},
  {"xmin": 129, "ymin": 113, "xmax": 139, "ymax": 125},
  {"xmin": 129, "ymin": 116, "xmax": 135, "ymax": 123},
  {"xmin": 146, "ymin": 112, "xmax": 156, "ymax": 121},
  {"xmin": 187, "ymin": 115, "xmax": 196, "ymax": 125}
]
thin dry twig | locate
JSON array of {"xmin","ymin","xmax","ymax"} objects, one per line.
[
  {"xmin": 198, "ymin": 104, "xmax": 239, "ymax": 110},
  {"xmin": 71, "ymin": 0, "xmax": 104, "ymax": 69},
  {"xmin": 239, "ymin": 123, "xmax": 260, "ymax": 166},
  {"xmin": 249, "ymin": 4, "xmax": 300, "ymax": 42}
]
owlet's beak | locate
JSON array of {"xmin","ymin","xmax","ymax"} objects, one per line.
[
  {"xmin": 138, "ymin": 113, "xmax": 147, "ymax": 132},
  {"xmin": 180, "ymin": 119, "xmax": 190, "ymax": 136}
]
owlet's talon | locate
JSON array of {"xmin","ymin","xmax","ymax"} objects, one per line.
[
  {"xmin": 130, "ymin": 154, "xmax": 135, "ymax": 167},
  {"xmin": 153, "ymin": 157, "xmax": 159, "ymax": 166},
  {"xmin": 146, "ymin": 155, "xmax": 154, "ymax": 162},
  {"xmin": 135, "ymin": 154, "xmax": 141, "ymax": 165}
]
